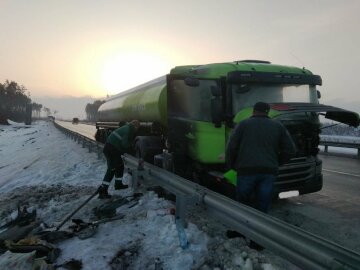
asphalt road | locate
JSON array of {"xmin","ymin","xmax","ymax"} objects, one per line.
[
  {"xmin": 271, "ymin": 154, "xmax": 360, "ymax": 252},
  {"xmin": 56, "ymin": 121, "xmax": 97, "ymax": 140},
  {"xmin": 321, "ymin": 154, "xmax": 360, "ymax": 203},
  {"xmin": 279, "ymin": 154, "xmax": 360, "ymax": 213}
]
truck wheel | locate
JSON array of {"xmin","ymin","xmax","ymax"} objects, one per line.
[
  {"xmin": 95, "ymin": 129, "xmax": 106, "ymax": 143},
  {"xmin": 134, "ymin": 137, "xmax": 163, "ymax": 163}
]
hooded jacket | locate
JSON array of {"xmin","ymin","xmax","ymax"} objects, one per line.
[
  {"xmin": 226, "ymin": 115, "xmax": 296, "ymax": 175},
  {"xmin": 106, "ymin": 123, "xmax": 136, "ymax": 152}
]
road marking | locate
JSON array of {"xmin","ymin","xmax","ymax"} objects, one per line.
[{"xmin": 323, "ymin": 169, "xmax": 360, "ymax": 178}]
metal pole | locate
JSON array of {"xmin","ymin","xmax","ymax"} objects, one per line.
[{"xmin": 56, "ymin": 189, "xmax": 98, "ymax": 231}]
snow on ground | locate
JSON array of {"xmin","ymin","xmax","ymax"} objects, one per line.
[{"xmin": 0, "ymin": 120, "xmax": 297, "ymax": 270}]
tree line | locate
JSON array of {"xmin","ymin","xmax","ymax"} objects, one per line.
[
  {"xmin": 0, "ymin": 80, "xmax": 32, "ymax": 123},
  {"xmin": 1, "ymin": 79, "xmax": 106, "ymax": 123},
  {"xmin": 85, "ymin": 100, "xmax": 105, "ymax": 122},
  {"xmin": 0, "ymin": 80, "xmax": 53, "ymax": 124}
]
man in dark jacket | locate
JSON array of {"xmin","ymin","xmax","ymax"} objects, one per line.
[
  {"xmin": 226, "ymin": 102, "xmax": 296, "ymax": 213},
  {"xmin": 98, "ymin": 120, "xmax": 140, "ymax": 199}
]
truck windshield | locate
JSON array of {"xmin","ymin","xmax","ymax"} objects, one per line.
[{"xmin": 231, "ymin": 83, "xmax": 318, "ymax": 112}]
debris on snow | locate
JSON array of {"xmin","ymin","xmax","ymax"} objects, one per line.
[{"xmin": 0, "ymin": 121, "xmax": 294, "ymax": 269}]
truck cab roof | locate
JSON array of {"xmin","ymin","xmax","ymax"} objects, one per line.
[{"xmin": 170, "ymin": 60, "xmax": 314, "ymax": 79}]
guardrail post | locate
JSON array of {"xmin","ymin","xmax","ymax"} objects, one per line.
[
  {"xmin": 358, "ymin": 148, "xmax": 360, "ymax": 159},
  {"xmin": 97, "ymin": 145, "xmax": 102, "ymax": 159},
  {"xmin": 175, "ymin": 194, "xmax": 187, "ymax": 227},
  {"xmin": 88, "ymin": 142, "xmax": 92, "ymax": 153},
  {"xmin": 175, "ymin": 194, "xmax": 189, "ymax": 249},
  {"xmin": 133, "ymin": 158, "xmax": 144, "ymax": 190}
]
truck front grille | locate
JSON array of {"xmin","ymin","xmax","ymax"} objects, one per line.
[{"xmin": 276, "ymin": 158, "xmax": 315, "ymax": 188}]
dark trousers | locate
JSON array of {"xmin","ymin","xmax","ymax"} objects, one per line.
[
  {"xmin": 236, "ymin": 174, "xmax": 275, "ymax": 213},
  {"xmin": 102, "ymin": 143, "xmax": 124, "ymax": 185}
]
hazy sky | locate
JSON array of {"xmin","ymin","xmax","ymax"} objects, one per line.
[{"xmin": 1, "ymin": 0, "xmax": 360, "ymax": 114}]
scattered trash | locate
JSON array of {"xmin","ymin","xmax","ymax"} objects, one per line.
[
  {"xmin": 71, "ymin": 213, "xmax": 127, "ymax": 239},
  {"xmin": 176, "ymin": 218, "xmax": 189, "ymax": 250},
  {"xmin": 93, "ymin": 194, "xmax": 142, "ymax": 219},
  {"xmin": 36, "ymin": 230, "xmax": 74, "ymax": 244},
  {"xmin": 93, "ymin": 202, "xmax": 118, "ymax": 219},
  {"xmin": 69, "ymin": 219, "xmax": 98, "ymax": 240},
  {"xmin": 0, "ymin": 250, "xmax": 55, "ymax": 269},
  {"xmin": 109, "ymin": 243, "xmax": 140, "ymax": 270},
  {"xmin": 121, "ymin": 172, "xmax": 132, "ymax": 186},
  {"xmin": 56, "ymin": 259, "xmax": 82, "ymax": 270},
  {"xmin": 0, "ymin": 221, "xmax": 41, "ymax": 251},
  {"xmin": 0, "ymin": 205, "xmax": 37, "ymax": 230},
  {"xmin": 55, "ymin": 189, "xmax": 99, "ymax": 231},
  {"xmin": 4, "ymin": 237, "xmax": 60, "ymax": 263}
]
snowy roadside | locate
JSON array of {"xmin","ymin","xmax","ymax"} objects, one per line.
[{"xmin": 0, "ymin": 121, "xmax": 296, "ymax": 270}]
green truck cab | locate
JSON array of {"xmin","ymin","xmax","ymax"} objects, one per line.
[{"xmin": 96, "ymin": 60, "xmax": 360, "ymax": 199}]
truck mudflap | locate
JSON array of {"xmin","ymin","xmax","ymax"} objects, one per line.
[{"xmin": 270, "ymin": 103, "xmax": 360, "ymax": 127}]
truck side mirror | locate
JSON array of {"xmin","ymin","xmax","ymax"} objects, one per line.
[{"xmin": 317, "ymin": 90, "xmax": 321, "ymax": 99}]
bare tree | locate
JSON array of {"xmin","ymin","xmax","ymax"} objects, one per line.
[
  {"xmin": 85, "ymin": 100, "xmax": 105, "ymax": 122},
  {"xmin": 0, "ymin": 80, "xmax": 31, "ymax": 122}
]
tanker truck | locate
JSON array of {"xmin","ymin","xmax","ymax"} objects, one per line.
[{"xmin": 96, "ymin": 60, "xmax": 360, "ymax": 199}]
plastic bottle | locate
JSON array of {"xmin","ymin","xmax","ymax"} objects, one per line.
[
  {"xmin": 122, "ymin": 172, "xmax": 132, "ymax": 187},
  {"xmin": 176, "ymin": 218, "xmax": 189, "ymax": 249}
]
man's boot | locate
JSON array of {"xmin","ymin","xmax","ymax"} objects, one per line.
[
  {"xmin": 98, "ymin": 184, "xmax": 111, "ymax": 199},
  {"xmin": 114, "ymin": 177, "xmax": 128, "ymax": 190}
]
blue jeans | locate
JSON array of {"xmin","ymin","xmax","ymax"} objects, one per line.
[{"xmin": 236, "ymin": 174, "xmax": 276, "ymax": 213}]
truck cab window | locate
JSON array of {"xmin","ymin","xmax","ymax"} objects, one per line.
[{"xmin": 169, "ymin": 79, "xmax": 217, "ymax": 121}]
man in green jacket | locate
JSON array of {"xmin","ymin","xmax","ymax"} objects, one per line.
[{"xmin": 98, "ymin": 120, "xmax": 140, "ymax": 199}]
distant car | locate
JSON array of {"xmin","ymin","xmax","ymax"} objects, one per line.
[{"xmin": 72, "ymin": 118, "xmax": 79, "ymax": 124}]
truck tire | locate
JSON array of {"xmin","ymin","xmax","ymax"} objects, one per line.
[
  {"xmin": 95, "ymin": 129, "xmax": 107, "ymax": 143},
  {"xmin": 134, "ymin": 136, "xmax": 163, "ymax": 163}
]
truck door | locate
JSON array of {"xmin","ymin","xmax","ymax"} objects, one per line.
[{"xmin": 166, "ymin": 75, "xmax": 226, "ymax": 176}]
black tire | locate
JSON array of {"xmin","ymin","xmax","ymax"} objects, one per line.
[{"xmin": 134, "ymin": 137, "xmax": 162, "ymax": 163}]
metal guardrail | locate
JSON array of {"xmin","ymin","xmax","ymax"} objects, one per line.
[
  {"xmin": 54, "ymin": 121, "xmax": 360, "ymax": 270},
  {"xmin": 320, "ymin": 135, "xmax": 360, "ymax": 158},
  {"xmin": 123, "ymin": 154, "xmax": 360, "ymax": 270},
  {"xmin": 53, "ymin": 121, "xmax": 104, "ymax": 159}
]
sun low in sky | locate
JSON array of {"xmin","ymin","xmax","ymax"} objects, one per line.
[
  {"xmin": 0, "ymin": 0, "xmax": 359, "ymax": 115},
  {"xmin": 100, "ymin": 50, "xmax": 169, "ymax": 96},
  {"xmin": 66, "ymin": 41, "xmax": 187, "ymax": 99}
]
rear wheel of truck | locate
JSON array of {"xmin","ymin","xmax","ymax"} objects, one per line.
[{"xmin": 134, "ymin": 137, "xmax": 163, "ymax": 164}]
